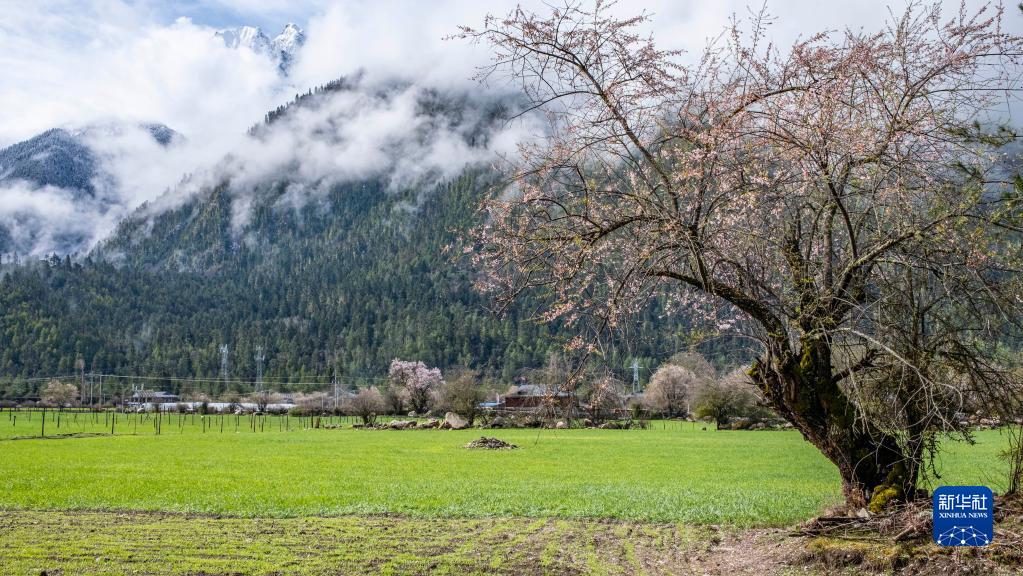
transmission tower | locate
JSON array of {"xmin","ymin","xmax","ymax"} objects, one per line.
[
  {"xmin": 220, "ymin": 344, "xmax": 230, "ymax": 389},
  {"xmin": 332, "ymin": 356, "xmax": 340, "ymax": 412},
  {"xmin": 631, "ymin": 359, "xmax": 641, "ymax": 394},
  {"xmin": 254, "ymin": 346, "xmax": 265, "ymax": 394}
]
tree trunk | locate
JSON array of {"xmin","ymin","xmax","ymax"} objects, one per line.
[{"xmin": 751, "ymin": 340, "xmax": 917, "ymax": 512}]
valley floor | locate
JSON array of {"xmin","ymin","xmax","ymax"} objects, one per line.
[{"xmin": 0, "ymin": 420, "xmax": 1016, "ymax": 575}]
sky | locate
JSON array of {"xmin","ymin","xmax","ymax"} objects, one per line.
[
  {"xmin": 0, "ymin": 0, "xmax": 1020, "ymax": 255},
  {"xmin": 2, "ymin": 0, "xmax": 1020, "ymax": 146}
]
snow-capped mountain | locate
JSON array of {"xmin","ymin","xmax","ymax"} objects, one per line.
[
  {"xmin": 272, "ymin": 24, "xmax": 304, "ymax": 71},
  {"xmin": 272, "ymin": 24, "xmax": 304, "ymax": 54},
  {"xmin": 215, "ymin": 23, "xmax": 305, "ymax": 73},
  {"xmin": 215, "ymin": 25, "xmax": 269, "ymax": 52}
]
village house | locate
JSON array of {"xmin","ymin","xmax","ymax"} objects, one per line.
[
  {"xmin": 498, "ymin": 384, "xmax": 577, "ymax": 412},
  {"xmin": 128, "ymin": 390, "xmax": 180, "ymax": 406}
]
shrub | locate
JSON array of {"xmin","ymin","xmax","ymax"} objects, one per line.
[
  {"xmin": 693, "ymin": 369, "xmax": 769, "ymax": 428},
  {"xmin": 439, "ymin": 370, "xmax": 485, "ymax": 425},
  {"xmin": 346, "ymin": 387, "xmax": 387, "ymax": 425},
  {"xmin": 293, "ymin": 392, "xmax": 330, "ymax": 416}
]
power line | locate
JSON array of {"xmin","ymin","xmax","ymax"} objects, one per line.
[{"xmin": 76, "ymin": 372, "xmax": 389, "ymax": 386}]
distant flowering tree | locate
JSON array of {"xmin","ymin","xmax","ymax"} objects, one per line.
[
  {"xmin": 40, "ymin": 380, "xmax": 79, "ymax": 408},
  {"xmin": 584, "ymin": 374, "xmax": 626, "ymax": 423},
  {"xmin": 388, "ymin": 359, "xmax": 444, "ymax": 414},
  {"xmin": 646, "ymin": 364, "xmax": 697, "ymax": 418},
  {"xmin": 462, "ymin": 2, "xmax": 1023, "ymax": 511}
]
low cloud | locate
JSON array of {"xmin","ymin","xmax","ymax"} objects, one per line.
[
  {"xmin": 142, "ymin": 79, "xmax": 538, "ymax": 235},
  {"xmin": 1, "ymin": 0, "xmax": 1016, "ymax": 256},
  {"xmin": 0, "ymin": 180, "xmax": 119, "ymax": 256}
]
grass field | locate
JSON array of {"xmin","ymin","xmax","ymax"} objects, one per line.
[{"xmin": 0, "ymin": 410, "xmax": 1009, "ymax": 526}]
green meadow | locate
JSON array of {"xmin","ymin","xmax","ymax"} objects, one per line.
[{"xmin": 0, "ymin": 411, "xmax": 1008, "ymax": 526}]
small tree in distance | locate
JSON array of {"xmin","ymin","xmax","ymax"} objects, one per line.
[
  {"xmin": 440, "ymin": 369, "xmax": 485, "ymax": 425},
  {"xmin": 584, "ymin": 374, "xmax": 626, "ymax": 423},
  {"xmin": 692, "ymin": 370, "xmax": 762, "ymax": 428},
  {"xmin": 347, "ymin": 387, "xmax": 387, "ymax": 426},
  {"xmin": 645, "ymin": 364, "xmax": 695, "ymax": 418}
]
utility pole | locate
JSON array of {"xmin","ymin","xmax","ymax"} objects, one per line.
[{"xmin": 76, "ymin": 358, "xmax": 85, "ymax": 407}]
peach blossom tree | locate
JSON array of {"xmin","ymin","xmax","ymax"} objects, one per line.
[
  {"xmin": 462, "ymin": 2, "xmax": 1023, "ymax": 510},
  {"xmin": 388, "ymin": 359, "xmax": 443, "ymax": 414}
]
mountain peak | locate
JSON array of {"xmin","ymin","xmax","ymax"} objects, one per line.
[
  {"xmin": 215, "ymin": 25, "xmax": 270, "ymax": 53},
  {"xmin": 217, "ymin": 23, "xmax": 305, "ymax": 74},
  {"xmin": 272, "ymin": 23, "xmax": 305, "ymax": 53}
]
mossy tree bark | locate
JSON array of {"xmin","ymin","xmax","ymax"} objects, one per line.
[{"xmin": 751, "ymin": 338, "xmax": 916, "ymax": 512}]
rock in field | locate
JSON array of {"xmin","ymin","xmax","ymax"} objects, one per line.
[{"xmin": 444, "ymin": 412, "xmax": 469, "ymax": 430}]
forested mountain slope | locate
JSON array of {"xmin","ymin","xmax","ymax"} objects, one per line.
[{"xmin": 0, "ymin": 81, "xmax": 721, "ymax": 397}]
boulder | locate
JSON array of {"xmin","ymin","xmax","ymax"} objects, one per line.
[
  {"xmin": 444, "ymin": 412, "xmax": 469, "ymax": 430},
  {"xmin": 488, "ymin": 416, "xmax": 506, "ymax": 429},
  {"xmin": 730, "ymin": 417, "xmax": 753, "ymax": 430},
  {"xmin": 387, "ymin": 419, "xmax": 416, "ymax": 430},
  {"xmin": 555, "ymin": 420, "xmax": 568, "ymax": 429},
  {"xmin": 421, "ymin": 418, "xmax": 440, "ymax": 429}
]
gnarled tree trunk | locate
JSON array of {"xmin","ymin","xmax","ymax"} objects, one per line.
[{"xmin": 751, "ymin": 340, "xmax": 917, "ymax": 512}]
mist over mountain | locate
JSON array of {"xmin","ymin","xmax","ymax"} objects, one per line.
[
  {"xmin": 0, "ymin": 77, "xmax": 715, "ymax": 394},
  {"xmin": 0, "ymin": 123, "xmax": 180, "ymax": 256},
  {"xmin": 0, "ymin": 0, "xmax": 801, "ymax": 389},
  {"xmin": 0, "ymin": 129, "xmax": 101, "ymax": 195}
]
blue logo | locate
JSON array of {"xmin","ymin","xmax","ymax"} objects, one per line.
[{"xmin": 933, "ymin": 486, "xmax": 993, "ymax": 547}]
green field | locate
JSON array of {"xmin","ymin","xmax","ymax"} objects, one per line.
[{"xmin": 0, "ymin": 411, "xmax": 1008, "ymax": 526}]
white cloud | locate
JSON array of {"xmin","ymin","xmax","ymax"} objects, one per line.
[
  {"xmin": 140, "ymin": 80, "xmax": 539, "ymax": 234},
  {"xmin": 4, "ymin": 0, "xmax": 1018, "ymax": 145},
  {"xmin": 0, "ymin": 180, "xmax": 120, "ymax": 255},
  {"xmin": 0, "ymin": 0, "xmax": 1019, "ymax": 256}
]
